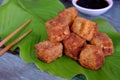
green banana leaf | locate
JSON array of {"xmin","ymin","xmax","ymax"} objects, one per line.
[{"xmin": 0, "ymin": 0, "xmax": 120, "ymax": 80}]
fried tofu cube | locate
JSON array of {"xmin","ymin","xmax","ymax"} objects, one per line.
[
  {"xmin": 58, "ymin": 7, "xmax": 78, "ymax": 26},
  {"xmin": 63, "ymin": 33, "xmax": 85, "ymax": 60},
  {"xmin": 91, "ymin": 32, "xmax": 114, "ymax": 56},
  {"xmin": 34, "ymin": 40, "xmax": 63, "ymax": 63},
  {"xmin": 79, "ymin": 45, "xmax": 104, "ymax": 70},
  {"xmin": 71, "ymin": 16, "xmax": 98, "ymax": 41},
  {"xmin": 46, "ymin": 16, "xmax": 70, "ymax": 42}
]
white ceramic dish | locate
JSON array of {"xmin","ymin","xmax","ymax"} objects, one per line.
[{"xmin": 72, "ymin": 0, "xmax": 113, "ymax": 16}]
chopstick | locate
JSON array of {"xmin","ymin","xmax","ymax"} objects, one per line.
[
  {"xmin": 0, "ymin": 19, "xmax": 32, "ymax": 56},
  {"xmin": 0, "ymin": 29, "xmax": 32, "ymax": 56},
  {"xmin": 0, "ymin": 19, "xmax": 31, "ymax": 47}
]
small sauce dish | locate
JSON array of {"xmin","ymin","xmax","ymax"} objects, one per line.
[{"xmin": 72, "ymin": 0, "xmax": 113, "ymax": 16}]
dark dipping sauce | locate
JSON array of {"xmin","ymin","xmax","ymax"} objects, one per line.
[{"xmin": 76, "ymin": 0, "xmax": 109, "ymax": 9}]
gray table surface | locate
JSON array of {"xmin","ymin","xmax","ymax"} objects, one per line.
[{"xmin": 0, "ymin": 0, "xmax": 120, "ymax": 80}]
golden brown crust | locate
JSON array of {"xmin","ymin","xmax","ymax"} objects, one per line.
[
  {"xmin": 91, "ymin": 32, "xmax": 114, "ymax": 56},
  {"xmin": 35, "ymin": 7, "xmax": 114, "ymax": 70},
  {"xmin": 45, "ymin": 16, "xmax": 70, "ymax": 42},
  {"xmin": 34, "ymin": 40, "xmax": 63, "ymax": 63},
  {"xmin": 45, "ymin": 7, "xmax": 78, "ymax": 42},
  {"xmin": 79, "ymin": 45, "xmax": 104, "ymax": 70},
  {"xmin": 58, "ymin": 7, "xmax": 78, "ymax": 26},
  {"xmin": 63, "ymin": 33, "xmax": 85, "ymax": 60},
  {"xmin": 71, "ymin": 16, "xmax": 98, "ymax": 41}
]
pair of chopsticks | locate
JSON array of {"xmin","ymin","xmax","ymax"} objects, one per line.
[{"xmin": 0, "ymin": 19, "xmax": 32, "ymax": 56}]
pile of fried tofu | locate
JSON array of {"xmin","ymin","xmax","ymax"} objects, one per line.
[{"xmin": 35, "ymin": 7, "xmax": 114, "ymax": 70}]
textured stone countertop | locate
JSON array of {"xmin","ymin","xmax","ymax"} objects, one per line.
[{"xmin": 0, "ymin": 0, "xmax": 120, "ymax": 80}]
